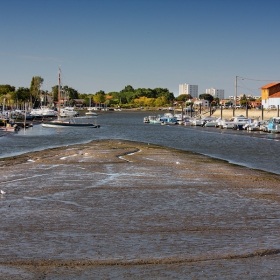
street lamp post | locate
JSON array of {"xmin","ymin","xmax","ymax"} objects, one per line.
[
  {"xmin": 235, "ymin": 76, "xmax": 238, "ymax": 107},
  {"xmin": 234, "ymin": 75, "xmax": 238, "ymax": 117}
]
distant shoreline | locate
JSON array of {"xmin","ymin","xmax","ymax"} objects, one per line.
[
  {"xmin": 127, "ymin": 107, "xmax": 279, "ymax": 120},
  {"xmin": 210, "ymin": 108, "xmax": 279, "ymax": 119}
]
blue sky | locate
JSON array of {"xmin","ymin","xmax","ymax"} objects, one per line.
[{"xmin": 1, "ymin": 0, "xmax": 280, "ymax": 97}]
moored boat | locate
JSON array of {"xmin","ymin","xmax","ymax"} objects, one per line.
[
  {"xmin": 42, "ymin": 120, "xmax": 99, "ymax": 128},
  {"xmin": 42, "ymin": 68, "xmax": 100, "ymax": 129},
  {"xmin": 85, "ymin": 110, "xmax": 98, "ymax": 116},
  {"xmin": 31, "ymin": 106, "xmax": 57, "ymax": 117},
  {"xmin": 266, "ymin": 117, "xmax": 280, "ymax": 133}
]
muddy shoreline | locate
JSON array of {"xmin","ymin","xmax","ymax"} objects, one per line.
[{"xmin": 1, "ymin": 139, "xmax": 280, "ymax": 279}]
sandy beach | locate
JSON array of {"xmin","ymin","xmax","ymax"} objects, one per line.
[{"xmin": 0, "ymin": 139, "xmax": 280, "ymax": 279}]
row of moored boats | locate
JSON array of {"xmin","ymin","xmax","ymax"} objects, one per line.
[{"xmin": 144, "ymin": 113, "xmax": 280, "ymax": 133}]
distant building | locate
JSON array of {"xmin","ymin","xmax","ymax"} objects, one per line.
[
  {"xmin": 73, "ymin": 99, "xmax": 84, "ymax": 107},
  {"xmin": 194, "ymin": 99, "xmax": 209, "ymax": 107},
  {"xmin": 261, "ymin": 82, "xmax": 280, "ymax": 108},
  {"xmin": 206, "ymin": 88, "xmax": 224, "ymax": 100},
  {"xmin": 179, "ymin": 83, "xmax": 198, "ymax": 98}
]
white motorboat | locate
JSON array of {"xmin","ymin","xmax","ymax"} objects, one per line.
[
  {"xmin": 219, "ymin": 116, "xmax": 249, "ymax": 129},
  {"xmin": 41, "ymin": 106, "xmax": 56, "ymax": 117},
  {"xmin": 266, "ymin": 117, "xmax": 280, "ymax": 133},
  {"xmin": 149, "ymin": 115, "xmax": 162, "ymax": 124},
  {"xmin": 85, "ymin": 110, "xmax": 98, "ymax": 116},
  {"xmin": 203, "ymin": 116, "xmax": 218, "ymax": 127},
  {"xmin": 30, "ymin": 106, "xmax": 57, "ymax": 117},
  {"xmin": 190, "ymin": 118, "xmax": 205, "ymax": 126},
  {"xmin": 60, "ymin": 107, "xmax": 79, "ymax": 117}
]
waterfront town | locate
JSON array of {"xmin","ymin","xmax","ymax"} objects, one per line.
[{"xmin": 1, "ymin": 79, "xmax": 280, "ymax": 133}]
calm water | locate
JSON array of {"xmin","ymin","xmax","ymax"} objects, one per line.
[{"xmin": 1, "ymin": 111, "xmax": 280, "ymax": 174}]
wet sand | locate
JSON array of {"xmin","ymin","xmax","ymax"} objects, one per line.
[{"xmin": 0, "ymin": 139, "xmax": 280, "ymax": 279}]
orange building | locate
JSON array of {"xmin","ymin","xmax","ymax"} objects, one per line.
[{"xmin": 261, "ymin": 83, "xmax": 280, "ymax": 109}]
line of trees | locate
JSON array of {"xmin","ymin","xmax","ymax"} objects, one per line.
[
  {"xmin": 1, "ymin": 76, "xmax": 261, "ymax": 110},
  {"xmin": 0, "ymin": 79, "xmax": 177, "ymax": 109}
]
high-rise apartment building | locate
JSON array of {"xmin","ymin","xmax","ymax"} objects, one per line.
[
  {"xmin": 179, "ymin": 83, "xmax": 198, "ymax": 98},
  {"xmin": 206, "ymin": 88, "xmax": 224, "ymax": 100}
]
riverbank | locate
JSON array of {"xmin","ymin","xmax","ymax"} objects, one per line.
[
  {"xmin": 126, "ymin": 107, "xmax": 279, "ymax": 120},
  {"xmin": 209, "ymin": 108, "xmax": 279, "ymax": 120},
  {"xmin": 1, "ymin": 139, "xmax": 280, "ymax": 279}
]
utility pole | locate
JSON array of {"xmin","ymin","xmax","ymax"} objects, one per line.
[{"xmin": 234, "ymin": 76, "xmax": 238, "ymax": 117}]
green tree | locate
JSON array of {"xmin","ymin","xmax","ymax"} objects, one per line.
[
  {"xmin": 154, "ymin": 88, "xmax": 174, "ymax": 103},
  {"xmin": 30, "ymin": 76, "xmax": 44, "ymax": 106},
  {"xmin": 52, "ymin": 85, "xmax": 59, "ymax": 102},
  {"xmin": 176, "ymin": 94, "xmax": 192, "ymax": 102},
  {"xmin": 64, "ymin": 86, "xmax": 79, "ymax": 100},
  {"xmin": 154, "ymin": 96, "xmax": 168, "ymax": 107},
  {"xmin": 213, "ymin": 97, "xmax": 220, "ymax": 104},
  {"xmin": 121, "ymin": 85, "xmax": 134, "ymax": 93},
  {"xmin": 0, "ymin": 85, "xmax": 16, "ymax": 107},
  {"xmin": 12, "ymin": 87, "xmax": 30, "ymax": 103},
  {"xmin": 0, "ymin": 84, "xmax": 15, "ymax": 96},
  {"xmin": 199, "ymin": 93, "xmax": 214, "ymax": 103},
  {"xmin": 93, "ymin": 90, "xmax": 106, "ymax": 104}
]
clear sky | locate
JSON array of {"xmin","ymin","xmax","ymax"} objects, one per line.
[{"xmin": 1, "ymin": 0, "xmax": 280, "ymax": 98}]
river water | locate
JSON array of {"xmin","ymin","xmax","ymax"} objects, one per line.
[{"xmin": 1, "ymin": 111, "xmax": 279, "ymax": 174}]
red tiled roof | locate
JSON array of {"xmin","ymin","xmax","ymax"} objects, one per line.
[
  {"xmin": 270, "ymin": 91, "xmax": 280, "ymax": 98},
  {"xmin": 261, "ymin": 82, "xmax": 279, "ymax": 89}
]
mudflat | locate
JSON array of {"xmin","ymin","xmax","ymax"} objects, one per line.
[{"xmin": 0, "ymin": 139, "xmax": 280, "ymax": 279}]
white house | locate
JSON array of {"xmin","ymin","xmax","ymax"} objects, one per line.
[{"xmin": 194, "ymin": 99, "xmax": 209, "ymax": 107}]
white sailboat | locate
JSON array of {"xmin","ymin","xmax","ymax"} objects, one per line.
[
  {"xmin": 42, "ymin": 68, "xmax": 100, "ymax": 128},
  {"xmin": 85, "ymin": 97, "xmax": 98, "ymax": 116}
]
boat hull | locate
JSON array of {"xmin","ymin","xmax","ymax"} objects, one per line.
[
  {"xmin": 42, "ymin": 121, "xmax": 100, "ymax": 128},
  {"xmin": 85, "ymin": 112, "xmax": 98, "ymax": 116}
]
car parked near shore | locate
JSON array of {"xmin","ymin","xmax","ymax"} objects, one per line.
[{"xmin": 236, "ymin": 105, "xmax": 245, "ymax": 109}]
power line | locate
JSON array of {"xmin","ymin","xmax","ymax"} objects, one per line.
[{"xmin": 238, "ymin": 76, "xmax": 280, "ymax": 82}]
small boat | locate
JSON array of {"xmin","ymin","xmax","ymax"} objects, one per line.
[
  {"xmin": 12, "ymin": 110, "xmax": 36, "ymax": 121},
  {"xmin": 31, "ymin": 106, "xmax": 57, "ymax": 117},
  {"xmin": 85, "ymin": 111, "xmax": 98, "ymax": 116},
  {"xmin": 60, "ymin": 107, "xmax": 79, "ymax": 117},
  {"xmin": 159, "ymin": 113, "xmax": 178, "ymax": 125},
  {"xmin": 42, "ymin": 120, "xmax": 100, "ymax": 128},
  {"xmin": 266, "ymin": 117, "xmax": 280, "ymax": 133},
  {"xmin": 219, "ymin": 116, "xmax": 249, "ymax": 129},
  {"xmin": 148, "ymin": 115, "xmax": 162, "ymax": 124},
  {"xmin": 203, "ymin": 117, "xmax": 218, "ymax": 127},
  {"xmin": 244, "ymin": 119, "xmax": 262, "ymax": 131},
  {"xmin": 190, "ymin": 118, "xmax": 205, "ymax": 126},
  {"xmin": 143, "ymin": 116, "xmax": 150, "ymax": 123},
  {"xmin": 86, "ymin": 98, "xmax": 98, "ymax": 116}
]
